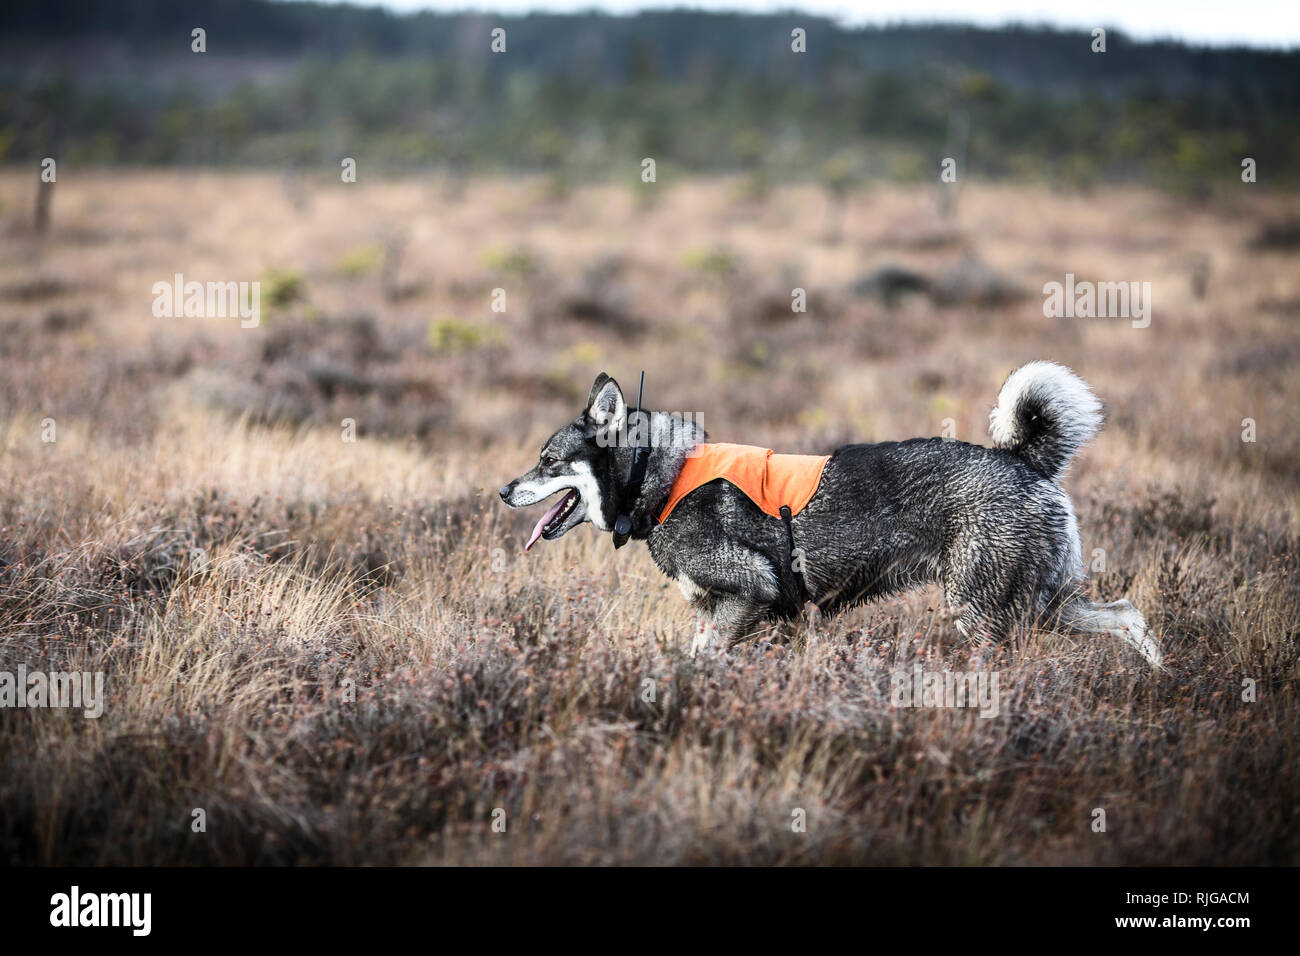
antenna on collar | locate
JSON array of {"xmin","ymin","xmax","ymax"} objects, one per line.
[{"xmin": 612, "ymin": 370, "xmax": 647, "ymax": 549}]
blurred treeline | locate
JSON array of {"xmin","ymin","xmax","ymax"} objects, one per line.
[{"xmin": 2, "ymin": 0, "xmax": 1297, "ymax": 191}]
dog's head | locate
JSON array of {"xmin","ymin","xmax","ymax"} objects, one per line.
[{"xmin": 499, "ymin": 373, "xmax": 627, "ymax": 550}]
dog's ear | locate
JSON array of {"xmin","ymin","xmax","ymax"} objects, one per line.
[
  {"xmin": 585, "ymin": 373, "xmax": 626, "ymax": 434},
  {"xmin": 586, "ymin": 372, "xmax": 612, "ymax": 410}
]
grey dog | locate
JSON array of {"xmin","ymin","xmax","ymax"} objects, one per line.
[{"xmin": 500, "ymin": 363, "xmax": 1160, "ymax": 666}]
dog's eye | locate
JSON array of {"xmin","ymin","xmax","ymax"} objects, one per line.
[{"xmin": 542, "ymin": 454, "xmax": 560, "ymax": 466}]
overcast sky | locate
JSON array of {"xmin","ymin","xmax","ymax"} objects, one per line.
[{"xmin": 319, "ymin": 1, "xmax": 1300, "ymax": 48}]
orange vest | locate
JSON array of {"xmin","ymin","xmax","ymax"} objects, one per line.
[{"xmin": 657, "ymin": 443, "xmax": 830, "ymax": 525}]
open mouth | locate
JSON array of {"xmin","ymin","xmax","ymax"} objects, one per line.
[{"xmin": 525, "ymin": 489, "xmax": 580, "ymax": 551}]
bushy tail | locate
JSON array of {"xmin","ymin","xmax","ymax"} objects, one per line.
[{"xmin": 988, "ymin": 361, "xmax": 1102, "ymax": 480}]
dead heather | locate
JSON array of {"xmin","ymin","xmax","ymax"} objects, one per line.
[{"xmin": 0, "ymin": 171, "xmax": 1296, "ymax": 864}]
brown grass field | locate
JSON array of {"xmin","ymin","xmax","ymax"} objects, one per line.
[{"xmin": 0, "ymin": 170, "xmax": 1297, "ymax": 864}]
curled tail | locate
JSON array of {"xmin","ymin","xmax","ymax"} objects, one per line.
[{"xmin": 988, "ymin": 361, "xmax": 1102, "ymax": 480}]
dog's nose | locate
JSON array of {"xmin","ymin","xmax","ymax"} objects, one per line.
[{"xmin": 498, "ymin": 484, "xmax": 512, "ymax": 500}]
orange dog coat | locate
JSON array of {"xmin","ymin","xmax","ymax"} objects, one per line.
[{"xmin": 657, "ymin": 443, "xmax": 830, "ymax": 525}]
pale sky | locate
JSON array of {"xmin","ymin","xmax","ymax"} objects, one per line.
[{"xmin": 317, "ymin": 0, "xmax": 1300, "ymax": 48}]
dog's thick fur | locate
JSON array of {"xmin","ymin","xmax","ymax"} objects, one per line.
[{"xmin": 500, "ymin": 364, "xmax": 1160, "ymax": 666}]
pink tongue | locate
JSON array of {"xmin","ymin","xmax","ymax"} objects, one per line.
[{"xmin": 525, "ymin": 492, "xmax": 573, "ymax": 551}]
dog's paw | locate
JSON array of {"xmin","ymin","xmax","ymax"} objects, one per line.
[{"xmin": 689, "ymin": 618, "xmax": 719, "ymax": 657}]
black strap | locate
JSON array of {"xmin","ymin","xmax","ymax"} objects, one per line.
[
  {"xmin": 779, "ymin": 504, "xmax": 808, "ymax": 603},
  {"xmin": 613, "ymin": 372, "xmax": 649, "ymax": 550},
  {"xmin": 612, "ymin": 418, "xmax": 651, "ymax": 550}
]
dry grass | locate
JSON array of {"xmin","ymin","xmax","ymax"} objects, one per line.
[{"xmin": 0, "ymin": 170, "xmax": 1297, "ymax": 864}]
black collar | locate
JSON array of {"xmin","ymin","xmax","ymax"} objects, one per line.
[{"xmin": 612, "ymin": 410, "xmax": 652, "ymax": 549}]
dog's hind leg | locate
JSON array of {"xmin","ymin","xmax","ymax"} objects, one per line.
[
  {"xmin": 942, "ymin": 551, "xmax": 1025, "ymax": 643},
  {"xmin": 1057, "ymin": 597, "xmax": 1162, "ymax": 668},
  {"xmin": 951, "ymin": 600, "xmax": 1016, "ymax": 644}
]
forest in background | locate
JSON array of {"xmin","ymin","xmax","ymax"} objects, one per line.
[{"xmin": 2, "ymin": 1, "xmax": 1297, "ymax": 192}]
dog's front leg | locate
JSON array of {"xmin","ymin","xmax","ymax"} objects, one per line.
[
  {"xmin": 686, "ymin": 597, "xmax": 757, "ymax": 658},
  {"xmin": 674, "ymin": 552, "xmax": 776, "ymax": 657},
  {"xmin": 677, "ymin": 575, "xmax": 720, "ymax": 657},
  {"xmin": 700, "ymin": 594, "xmax": 764, "ymax": 656},
  {"xmin": 689, "ymin": 612, "xmax": 720, "ymax": 657}
]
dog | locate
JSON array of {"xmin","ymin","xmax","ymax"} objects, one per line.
[{"xmin": 499, "ymin": 364, "xmax": 1161, "ymax": 667}]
